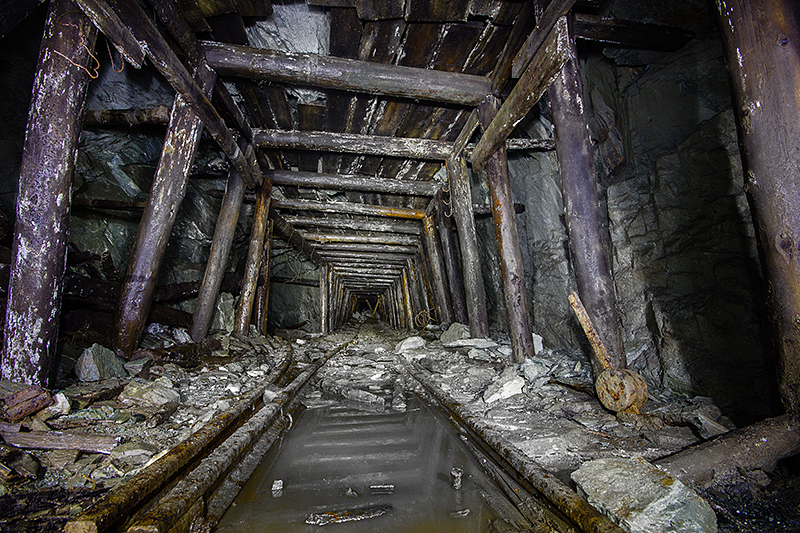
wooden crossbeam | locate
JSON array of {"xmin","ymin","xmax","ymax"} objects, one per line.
[
  {"xmin": 572, "ymin": 13, "xmax": 694, "ymax": 51},
  {"xmin": 284, "ymin": 215, "xmax": 423, "ymax": 235},
  {"xmin": 511, "ymin": 0, "xmax": 576, "ymax": 78},
  {"xmin": 299, "ymin": 231, "xmax": 421, "ymax": 246},
  {"xmin": 267, "ymin": 169, "xmax": 438, "ymax": 196},
  {"xmin": 271, "ymin": 198, "xmax": 426, "ymax": 220},
  {"xmin": 203, "ymin": 41, "xmax": 491, "ymax": 106}
]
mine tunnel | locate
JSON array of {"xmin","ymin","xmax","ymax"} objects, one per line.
[{"xmin": 0, "ymin": 0, "xmax": 799, "ymax": 532}]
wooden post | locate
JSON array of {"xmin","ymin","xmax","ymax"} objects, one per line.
[
  {"xmin": 233, "ymin": 186, "xmax": 271, "ymax": 336},
  {"xmin": 115, "ymin": 65, "xmax": 215, "ymax": 357},
  {"xmin": 422, "ymin": 215, "xmax": 454, "ymax": 323},
  {"xmin": 320, "ymin": 263, "xmax": 329, "ymax": 334},
  {"xmin": 189, "ymin": 170, "xmax": 246, "ymax": 342},
  {"xmin": 447, "ymin": 156, "xmax": 490, "ymax": 337},
  {"xmin": 435, "ymin": 190, "xmax": 469, "ymax": 324},
  {"xmin": 716, "ymin": 0, "xmax": 800, "ymax": 412},
  {"xmin": 254, "ymin": 221, "xmax": 273, "ymax": 335},
  {"xmin": 2, "ymin": 0, "xmax": 96, "ymax": 386},
  {"xmin": 549, "ymin": 19, "xmax": 626, "ymax": 376},
  {"xmin": 477, "ymin": 96, "xmax": 535, "ymax": 364},
  {"xmin": 408, "ymin": 257, "xmax": 430, "ymax": 320}
]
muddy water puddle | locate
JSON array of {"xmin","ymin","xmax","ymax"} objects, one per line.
[{"xmin": 216, "ymin": 397, "xmax": 499, "ymax": 532}]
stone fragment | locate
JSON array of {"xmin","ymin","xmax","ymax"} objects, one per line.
[
  {"xmin": 36, "ymin": 392, "xmax": 71, "ymax": 421},
  {"xmin": 394, "ymin": 336, "xmax": 426, "ymax": 354},
  {"xmin": 440, "ymin": 323, "xmax": 470, "ymax": 344},
  {"xmin": 443, "ymin": 338, "xmax": 498, "ymax": 349},
  {"xmin": 484, "ymin": 368, "xmax": 525, "ymax": 403},
  {"xmin": 532, "ymin": 333, "xmax": 544, "ymax": 355},
  {"xmin": 124, "ymin": 356, "xmax": 152, "ymax": 377},
  {"xmin": 521, "ymin": 359, "xmax": 550, "ymax": 383},
  {"xmin": 111, "ymin": 441, "xmax": 159, "ymax": 466},
  {"xmin": 119, "ymin": 378, "xmax": 180, "ymax": 407},
  {"xmin": 76, "ymin": 344, "xmax": 127, "ymax": 381},
  {"xmin": 571, "ymin": 457, "xmax": 717, "ymax": 533},
  {"xmin": 210, "ymin": 292, "xmax": 236, "ymax": 333}
]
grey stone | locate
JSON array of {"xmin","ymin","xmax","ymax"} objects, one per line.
[
  {"xmin": 484, "ymin": 367, "xmax": 525, "ymax": 403},
  {"xmin": 111, "ymin": 441, "xmax": 159, "ymax": 466},
  {"xmin": 440, "ymin": 323, "xmax": 470, "ymax": 344},
  {"xmin": 394, "ymin": 336, "xmax": 426, "ymax": 354},
  {"xmin": 443, "ymin": 338, "xmax": 498, "ymax": 349},
  {"xmin": 76, "ymin": 344, "xmax": 127, "ymax": 382},
  {"xmin": 210, "ymin": 292, "xmax": 236, "ymax": 334},
  {"xmin": 119, "ymin": 378, "xmax": 180, "ymax": 407},
  {"xmin": 521, "ymin": 359, "xmax": 550, "ymax": 383},
  {"xmin": 35, "ymin": 391, "xmax": 71, "ymax": 421},
  {"xmin": 571, "ymin": 457, "xmax": 717, "ymax": 533}
]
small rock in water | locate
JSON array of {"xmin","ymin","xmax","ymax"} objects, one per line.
[
  {"xmin": 571, "ymin": 457, "xmax": 717, "ymax": 533},
  {"xmin": 76, "ymin": 344, "xmax": 127, "ymax": 381},
  {"xmin": 271, "ymin": 479, "xmax": 283, "ymax": 497},
  {"xmin": 451, "ymin": 467, "xmax": 463, "ymax": 490},
  {"xmin": 343, "ymin": 487, "xmax": 359, "ymax": 498},
  {"xmin": 449, "ymin": 509, "xmax": 470, "ymax": 518}
]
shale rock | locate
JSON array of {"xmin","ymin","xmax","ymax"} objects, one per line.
[
  {"xmin": 76, "ymin": 344, "xmax": 127, "ymax": 381},
  {"xmin": 484, "ymin": 367, "xmax": 525, "ymax": 403},
  {"xmin": 394, "ymin": 336, "xmax": 426, "ymax": 354},
  {"xmin": 571, "ymin": 457, "xmax": 717, "ymax": 533},
  {"xmin": 440, "ymin": 323, "xmax": 470, "ymax": 344},
  {"xmin": 119, "ymin": 377, "xmax": 180, "ymax": 407}
]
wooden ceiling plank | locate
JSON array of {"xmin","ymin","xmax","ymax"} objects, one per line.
[
  {"xmin": 405, "ymin": 0, "xmax": 470, "ymax": 23},
  {"xmin": 489, "ymin": 0, "xmax": 535, "ymax": 93},
  {"xmin": 285, "ymin": 214, "xmax": 423, "ymax": 235},
  {"xmin": 233, "ymin": 0, "xmax": 272, "ymax": 18},
  {"xmin": 272, "ymin": 198, "xmax": 426, "ymax": 220},
  {"xmin": 572, "ymin": 13, "xmax": 694, "ymax": 51},
  {"xmin": 176, "ymin": 0, "xmax": 213, "ymax": 32},
  {"xmin": 267, "ymin": 169, "xmax": 437, "ymax": 196},
  {"xmin": 356, "ymin": 0, "xmax": 405, "ymax": 20},
  {"xmin": 511, "ymin": 0, "xmax": 576, "ymax": 78},
  {"xmin": 297, "ymin": 101, "xmax": 326, "ymax": 172}
]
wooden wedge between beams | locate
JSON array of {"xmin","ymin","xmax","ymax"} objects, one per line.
[{"xmin": 471, "ymin": 16, "xmax": 570, "ymax": 171}]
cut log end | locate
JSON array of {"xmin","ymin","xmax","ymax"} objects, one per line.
[{"xmin": 595, "ymin": 368, "xmax": 648, "ymax": 413}]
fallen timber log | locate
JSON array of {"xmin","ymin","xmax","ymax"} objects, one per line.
[
  {"xmin": 122, "ymin": 342, "xmax": 347, "ymax": 533},
  {"xmin": 405, "ymin": 362, "xmax": 625, "ymax": 533},
  {"xmin": 65, "ymin": 350, "xmax": 291, "ymax": 533}
]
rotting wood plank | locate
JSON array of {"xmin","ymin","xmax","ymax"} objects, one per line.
[
  {"xmin": 74, "ymin": 0, "xmax": 143, "ymax": 67},
  {"xmin": 298, "ymin": 101, "xmax": 326, "ymax": 172},
  {"xmin": 572, "ymin": 13, "xmax": 694, "ymax": 51},
  {"xmin": 405, "ymin": 0, "xmax": 470, "ymax": 22},
  {"xmin": 272, "ymin": 198, "xmax": 426, "ymax": 220},
  {"xmin": 446, "ymin": 155, "xmax": 489, "ymax": 337},
  {"xmin": 269, "ymin": 208, "xmax": 327, "ymax": 267},
  {"xmin": 233, "ymin": 187, "xmax": 271, "ymax": 336},
  {"xmin": 300, "ymin": 232, "xmax": 421, "ymax": 246},
  {"xmin": 83, "ymin": 105, "xmax": 171, "ymax": 127},
  {"xmin": 423, "ymin": 215, "xmax": 454, "ymax": 323},
  {"xmin": 189, "ymin": 169, "xmax": 247, "ymax": 342},
  {"xmin": 314, "ymin": 242, "xmax": 418, "ymax": 254},
  {"xmin": 255, "ymin": 221, "xmax": 273, "ymax": 335},
  {"xmin": 1, "ymin": 430, "xmax": 120, "ymax": 454},
  {"xmin": 356, "ymin": 0, "xmax": 404, "ymax": 20},
  {"xmin": 320, "ymin": 263, "xmax": 329, "ymax": 334},
  {"xmin": 2, "ymin": 0, "xmax": 96, "ymax": 387},
  {"xmin": 285, "ymin": 214, "xmax": 423, "ymax": 235},
  {"xmin": 175, "ymin": 0, "xmax": 212, "ymax": 32},
  {"xmin": 488, "ymin": 0, "xmax": 535, "ymax": 93},
  {"xmin": 233, "ymin": 0, "xmax": 272, "ymax": 17},
  {"xmin": 149, "ymin": 0, "xmax": 206, "ymax": 65},
  {"xmin": 550, "ymin": 17, "xmax": 625, "ymax": 375},
  {"xmin": 114, "ymin": 65, "xmax": 216, "ymax": 358},
  {"xmin": 511, "ymin": 0, "xmax": 576, "ymax": 78},
  {"xmin": 435, "ymin": 189, "xmax": 469, "ymax": 324},
  {"xmin": 478, "ymin": 95, "xmax": 534, "ymax": 363},
  {"xmin": 472, "ymin": 15, "xmax": 570, "ymax": 171},
  {"xmin": 203, "ymin": 41, "xmax": 492, "ymax": 106}
]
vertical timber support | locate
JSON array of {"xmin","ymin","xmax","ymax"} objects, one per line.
[
  {"xmin": 190, "ymin": 170, "xmax": 247, "ymax": 342},
  {"xmin": 447, "ymin": 156, "xmax": 490, "ymax": 337},
  {"xmin": 2, "ymin": 1, "xmax": 96, "ymax": 385},
  {"xmin": 550, "ymin": 18, "xmax": 626, "ymax": 376},
  {"xmin": 423, "ymin": 215, "xmax": 454, "ymax": 323},
  {"xmin": 115, "ymin": 65, "xmax": 216, "ymax": 356},
  {"xmin": 402, "ymin": 268, "xmax": 415, "ymax": 328},
  {"xmin": 436, "ymin": 190, "xmax": 469, "ymax": 324},
  {"xmin": 234, "ymin": 186, "xmax": 271, "ymax": 335},
  {"xmin": 716, "ymin": 0, "xmax": 800, "ymax": 412},
  {"xmin": 477, "ymin": 95, "xmax": 535, "ymax": 364},
  {"xmin": 320, "ymin": 263, "xmax": 329, "ymax": 334},
  {"xmin": 254, "ymin": 221, "xmax": 273, "ymax": 335}
]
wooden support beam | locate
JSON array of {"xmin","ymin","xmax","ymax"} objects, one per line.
[
  {"xmin": 471, "ymin": 16, "xmax": 570, "ymax": 172},
  {"xmin": 313, "ymin": 243, "xmax": 418, "ymax": 254},
  {"xmin": 74, "ymin": 0, "xmax": 143, "ymax": 67},
  {"xmin": 422, "ymin": 215, "xmax": 454, "ymax": 323},
  {"xmin": 2, "ymin": 0, "xmax": 96, "ymax": 386},
  {"xmin": 0, "ymin": 0, "xmax": 45, "ymax": 41},
  {"xmin": 447, "ymin": 156, "xmax": 489, "ymax": 337},
  {"xmin": 478, "ymin": 96, "xmax": 535, "ymax": 364},
  {"xmin": 402, "ymin": 269, "xmax": 415, "ymax": 327},
  {"xmin": 83, "ymin": 105, "xmax": 171, "ymax": 127},
  {"xmin": 233, "ymin": 187, "xmax": 271, "ymax": 336},
  {"xmin": 300, "ymin": 232, "xmax": 421, "ymax": 246},
  {"xmin": 716, "ymin": 0, "xmax": 800, "ymax": 412},
  {"xmin": 268, "ymin": 207, "xmax": 327, "ymax": 266},
  {"xmin": 266, "ymin": 169, "xmax": 438, "ymax": 196},
  {"xmin": 572, "ymin": 13, "xmax": 694, "ymax": 52},
  {"xmin": 320, "ymin": 263, "xmax": 329, "ymax": 334},
  {"xmin": 254, "ymin": 221, "xmax": 273, "ymax": 335},
  {"xmin": 203, "ymin": 41, "xmax": 491, "ymax": 106},
  {"xmin": 511, "ymin": 0, "xmax": 576, "ymax": 78},
  {"xmin": 285, "ymin": 215, "xmax": 422, "ymax": 236},
  {"xmin": 435, "ymin": 190, "xmax": 468, "ymax": 324},
  {"xmin": 78, "ymin": 0, "xmax": 260, "ymax": 187},
  {"xmin": 114, "ymin": 65, "xmax": 216, "ymax": 357},
  {"xmin": 550, "ymin": 19, "xmax": 625, "ymax": 376},
  {"xmin": 189, "ymin": 170, "xmax": 247, "ymax": 342},
  {"xmin": 272, "ymin": 198, "xmax": 426, "ymax": 220}
]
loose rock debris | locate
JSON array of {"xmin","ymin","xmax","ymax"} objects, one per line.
[{"xmin": 0, "ymin": 320, "xmax": 793, "ymax": 532}]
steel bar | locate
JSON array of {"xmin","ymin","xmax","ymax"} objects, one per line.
[
  {"xmin": 447, "ymin": 156, "xmax": 489, "ymax": 337},
  {"xmin": 267, "ymin": 169, "xmax": 438, "ymax": 196},
  {"xmin": 65, "ymin": 351, "xmax": 291, "ymax": 533},
  {"xmin": 472, "ymin": 16, "xmax": 570, "ymax": 172},
  {"xmin": 114, "ymin": 65, "xmax": 215, "ymax": 358},
  {"xmin": 124, "ymin": 344, "xmax": 347, "ymax": 533},
  {"xmin": 550, "ymin": 19, "xmax": 625, "ymax": 375},
  {"xmin": 189, "ymin": 170, "xmax": 246, "ymax": 342},
  {"xmin": 715, "ymin": 0, "xmax": 800, "ymax": 412},
  {"xmin": 204, "ymin": 41, "xmax": 491, "ymax": 106},
  {"xmin": 233, "ymin": 187, "xmax": 271, "ymax": 335},
  {"xmin": 422, "ymin": 215, "xmax": 454, "ymax": 323},
  {"xmin": 478, "ymin": 96, "xmax": 535, "ymax": 364},
  {"xmin": 2, "ymin": 0, "xmax": 96, "ymax": 386},
  {"xmin": 406, "ymin": 363, "xmax": 626, "ymax": 533}
]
